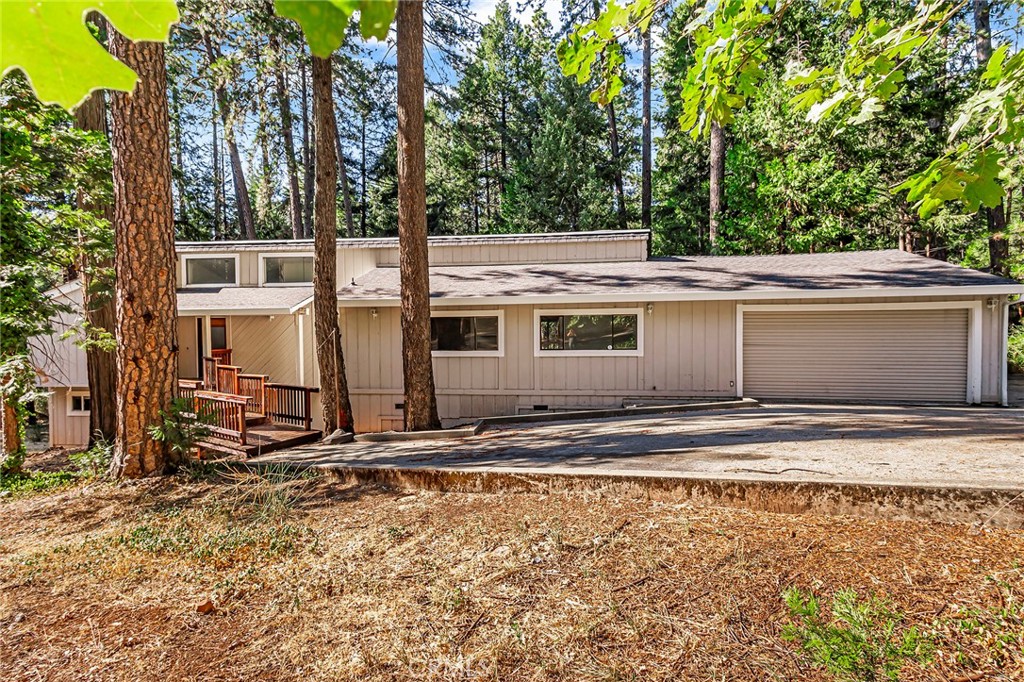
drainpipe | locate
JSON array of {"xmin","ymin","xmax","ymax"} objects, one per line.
[{"xmin": 1000, "ymin": 295, "xmax": 1019, "ymax": 407}]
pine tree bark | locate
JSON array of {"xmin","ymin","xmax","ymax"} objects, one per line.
[
  {"xmin": 203, "ymin": 34, "xmax": 257, "ymax": 240},
  {"xmin": 270, "ymin": 31, "xmax": 304, "ymax": 240},
  {"xmin": 1, "ymin": 395, "xmax": 21, "ymax": 464},
  {"xmin": 709, "ymin": 120, "xmax": 725, "ymax": 249},
  {"xmin": 360, "ymin": 114, "xmax": 368, "ymax": 238},
  {"xmin": 212, "ymin": 99, "xmax": 223, "ymax": 239},
  {"xmin": 974, "ymin": 0, "xmax": 1009, "ymax": 276},
  {"xmin": 396, "ymin": 0, "xmax": 441, "ymax": 431},
  {"xmin": 311, "ymin": 56, "xmax": 355, "ymax": 434},
  {"xmin": 641, "ymin": 24, "xmax": 652, "ymax": 233},
  {"xmin": 607, "ymin": 101, "xmax": 629, "ymax": 230},
  {"xmin": 301, "ymin": 56, "xmax": 315, "ymax": 239},
  {"xmin": 107, "ymin": 35, "xmax": 180, "ymax": 478},
  {"xmin": 74, "ymin": 89, "xmax": 118, "ymax": 445},
  {"xmin": 333, "ymin": 102, "xmax": 356, "ymax": 238}
]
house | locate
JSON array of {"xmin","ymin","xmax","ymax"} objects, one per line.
[{"xmin": 34, "ymin": 229, "xmax": 1023, "ymax": 446}]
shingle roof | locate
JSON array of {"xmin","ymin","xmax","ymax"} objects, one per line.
[
  {"xmin": 337, "ymin": 250, "xmax": 1023, "ymax": 303},
  {"xmin": 177, "ymin": 286, "xmax": 312, "ymax": 314}
]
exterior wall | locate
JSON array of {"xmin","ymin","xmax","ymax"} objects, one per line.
[
  {"xmin": 31, "ymin": 285, "xmax": 88, "ymax": 389},
  {"xmin": 340, "ymin": 300, "xmax": 737, "ymax": 432},
  {"xmin": 231, "ymin": 314, "xmax": 303, "ymax": 385},
  {"xmin": 48, "ymin": 387, "xmax": 91, "ymax": 448},
  {"xmin": 340, "ymin": 293, "xmax": 1008, "ymax": 432},
  {"xmin": 375, "ymin": 236, "xmax": 646, "ymax": 267}
]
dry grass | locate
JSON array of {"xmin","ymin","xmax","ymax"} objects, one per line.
[{"xmin": 1, "ymin": 464, "xmax": 1022, "ymax": 682}]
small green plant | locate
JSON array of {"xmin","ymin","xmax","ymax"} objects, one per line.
[
  {"xmin": 1008, "ymin": 323, "xmax": 1024, "ymax": 374},
  {"xmin": 0, "ymin": 470, "xmax": 79, "ymax": 497},
  {"xmin": 148, "ymin": 397, "xmax": 212, "ymax": 460},
  {"xmin": 781, "ymin": 588, "xmax": 931, "ymax": 681},
  {"xmin": 69, "ymin": 433, "xmax": 113, "ymax": 477}
]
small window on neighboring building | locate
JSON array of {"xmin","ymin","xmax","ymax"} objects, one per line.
[
  {"xmin": 263, "ymin": 255, "xmax": 314, "ymax": 285},
  {"xmin": 538, "ymin": 313, "xmax": 640, "ymax": 354},
  {"xmin": 431, "ymin": 314, "xmax": 501, "ymax": 354},
  {"xmin": 184, "ymin": 256, "xmax": 237, "ymax": 286},
  {"xmin": 68, "ymin": 392, "xmax": 92, "ymax": 415}
]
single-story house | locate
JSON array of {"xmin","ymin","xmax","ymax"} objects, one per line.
[{"xmin": 34, "ymin": 229, "xmax": 1023, "ymax": 444}]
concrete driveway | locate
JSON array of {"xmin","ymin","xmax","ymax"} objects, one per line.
[{"xmin": 255, "ymin": 403, "xmax": 1024, "ymax": 490}]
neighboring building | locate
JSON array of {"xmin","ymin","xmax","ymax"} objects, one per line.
[{"xmin": 33, "ymin": 230, "xmax": 1024, "ymax": 445}]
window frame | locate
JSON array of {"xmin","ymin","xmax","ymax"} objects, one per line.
[
  {"xmin": 430, "ymin": 309, "xmax": 505, "ymax": 358},
  {"xmin": 259, "ymin": 251, "xmax": 316, "ymax": 287},
  {"xmin": 67, "ymin": 390, "xmax": 92, "ymax": 416},
  {"xmin": 181, "ymin": 253, "xmax": 241, "ymax": 288},
  {"xmin": 533, "ymin": 308, "xmax": 644, "ymax": 357}
]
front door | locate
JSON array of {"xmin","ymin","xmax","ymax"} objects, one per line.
[{"xmin": 196, "ymin": 317, "xmax": 229, "ymax": 376}]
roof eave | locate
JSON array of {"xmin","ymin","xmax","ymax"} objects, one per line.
[{"xmin": 336, "ymin": 283, "xmax": 1024, "ymax": 307}]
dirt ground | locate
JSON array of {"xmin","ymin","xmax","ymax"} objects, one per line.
[{"xmin": 2, "ymin": 462, "xmax": 1023, "ymax": 681}]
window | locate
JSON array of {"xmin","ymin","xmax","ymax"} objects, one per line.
[
  {"xmin": 262, "ymin": 254, "xmax": 314, "ymax": 285},
  {"xmin": 68, "ymin": 391, "xmax": 91, "ymax": 415},
  {"xmin": 535, "ymin": 309, "xmax": 643, "ymax": 356},
  {"xmin": 183, "ymin": 255, "xmax": 238, "ymax": 287},
  {"xmin": 430, "ymin": 312, "xmax": 503, "ymax": 356}
]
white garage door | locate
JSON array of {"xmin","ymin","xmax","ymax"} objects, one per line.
[{"xmin": 742, "ymin": 307, "xmax": 969, "ymax": 403}]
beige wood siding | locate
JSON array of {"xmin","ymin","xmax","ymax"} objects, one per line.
[
  {"xmin": 341, "ymin": 300, "xmax": 737, "ymax": 432},
  {"xmin": 742, "ymin": 308, "xmax": 969, "ymax": 402},
  {"xmin": 374, "ymin": 237, "xmax": 646, "ymax": 267},
  {"xmin": 230, "ymin": 314, "xmax": 301, "ymax": 384},
  {"xmin": 48, "ymin": 387, "xmax": 90, "ymax": 447}
]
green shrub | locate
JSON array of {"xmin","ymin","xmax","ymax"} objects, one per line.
[
  {"xmin": 148, "ymin": 397, "xmax": 212, "ymax": 460},
  {"xmin": 1008, "ymin": 323, "xmax": 1024, "ymax": 374},
  {"xmin": 0, "ymin": 470, "xmax": 79, "ymax": 497},
  {"xmin": 69, "ymin": 434, "xmax": 113, "ymax": 477},
  {"xmin": 781, "ymin": 588, "xmax": 931, "ymax": 681}
]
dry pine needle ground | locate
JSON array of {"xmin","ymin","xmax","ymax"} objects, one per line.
[{"xmin": 1, "ymin": 466, "xmax": 1022, "ymax": 681}]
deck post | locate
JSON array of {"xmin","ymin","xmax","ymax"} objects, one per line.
[{"xmin": 303, "ymin": 389, "xmax": 312, "ymax": 431}]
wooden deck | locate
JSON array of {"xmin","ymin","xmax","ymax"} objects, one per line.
[{"xmin": 198, "ymin": 423, "xmax": 322, "ymax": 459}]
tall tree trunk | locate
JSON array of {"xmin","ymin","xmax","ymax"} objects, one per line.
[
  {"xmin": 202, "ymin": 35, "xmax": 256, "ymax": 240},
  {"xmin": 74, "ymin": 88, "xmax": 118, "ymax": 446},
  {"xmin": 171, "ymin": 85, "xmax": 187, "ymax": 220},
  {"xmin": 268, "ymin": 19, "xmax": 303, "ymax": 240},
  {"xmin": 709, "ymin": 120, "xmax": 725, "ymax": 249},
  {"xmin": 396, "ymin": 0, "xmax": 441, "ymax": 431},
  {"xmin": 257, "ymin": 94, "xmax": 273, "ymax": 229},
  {"xmin": 301, "ymin": 56, "xmax": 315, "ymax": 239},
  {"xmin": 212, "ymin": 100, "xmax": 223, "ymax": 240},
  {"xmin": 311, "ymin": 56, "xmax": 355, "ymax": 434},
  {"xmin": 360, "ymin": 114, "xmax": 368, "ymax": 238},
  {"xmin": 1, "ymin": 395, "xmax": 21, "ymax": 466},
  {"xmin": 974, "ymin": 0, "xmax": 1009, "ymax": 276},
  {"xmin": 641, "ymin": 24, "xmax": 652, "ymax": 233},
  {"xmin": 107, "ymin": 36, "xmax": 179, "ymax": 478},
  {"xmin": 333, "ymin": 103, "xmax": 356, "ymax": 238},
  {"xmin": 607, "ymin": 101, "xmax": 629, "ymax": 230}
]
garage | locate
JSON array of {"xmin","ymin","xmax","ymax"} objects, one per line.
[{"xmin": 739, "ymin": 303, "xmax": 978, "ymax": 403}]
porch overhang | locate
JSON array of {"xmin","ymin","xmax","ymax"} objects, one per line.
[{"xmin": 176, "ymin": 286, "xmax": 313, "ymax": 316}]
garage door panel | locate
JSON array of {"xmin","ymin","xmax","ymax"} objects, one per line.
[{"xmin": 743, "ymin": 308, "xmax": 968, "ymax": 402}]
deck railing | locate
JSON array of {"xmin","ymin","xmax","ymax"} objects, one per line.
[
  {"xmin": 202, "ymin": 357, "xmax": 219, "ymax": 390},
  {"xmin": 194, "ymin": 390, "xmax": 248, "ymax": 445},
  {"xmin": 215, "ymin": 364, "xmax": 241, "ymax": 395},
  {"xmin": 177, "ymin": 378, "xmax": 203, "ymax": 405},
  {"xmin": 211, "ymin": 348, "xmax": 232, "ymax": 365},
  {"xmin": 237, "ymin": 374, "xmax": 267, "ymax": 415},
  {"xmin": 265, "ymin": 383, "xmax": 319, "ymax": 431}
]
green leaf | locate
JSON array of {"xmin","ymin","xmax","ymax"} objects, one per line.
[
  {"xmin": 357, "ymin": 0, "xmax": 397, "ymax": 41},
  {"xmin": 0, "ymin": 0, "xmax": 179, "ymax": 110},
  {"xmin": 849, "ymin": 0, "xmax": 863, "ymax": 18},
  {"xmin": 982, "ymin": 44, "xmax": 1008, "ymax": 85},
  {"xmin": 275, "ymin": 0, "xmax": 356, "ymax": 57},
  {"xmin": 963, "ymin": 148, "xmax": 1005, "ymax": 211}
]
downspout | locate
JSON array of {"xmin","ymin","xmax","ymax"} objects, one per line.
[{"xmin": 1000, "ymin": 295, "xmax": 1019, "ymax": 406}]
